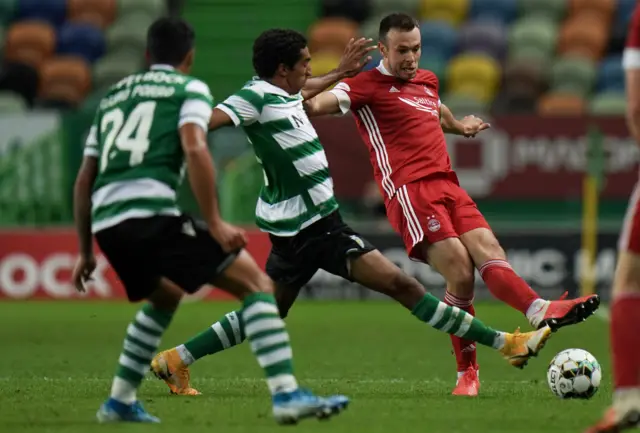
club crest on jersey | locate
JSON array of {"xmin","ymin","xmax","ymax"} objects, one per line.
[{"xmin": 427, "ymin": 215, "xmax": 440, "ymax": 232}]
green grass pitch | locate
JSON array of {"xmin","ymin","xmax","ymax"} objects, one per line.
[{"xmin": 0, "ymin": 301, "xmax": 610, "ymax": 433}]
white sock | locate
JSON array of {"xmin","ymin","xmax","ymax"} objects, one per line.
[
  {"xmin": 525, "ymin": 299, "xmax": 548, "ymax": 320},
  {"xmin": 266, "ymin": 374, "xmax": 298, "ymax": 395},
  {"xmin": 492, "ymin": 332, "xmax": 506, "ymax": 349},
  {"xmin": 176, "ymin": 344, "xmax": 195, "ymax": 366},
  {"xmin": 110, "ymin": 377, "xmax": 137, "ymax": 404}
]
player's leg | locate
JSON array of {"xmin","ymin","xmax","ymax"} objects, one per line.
[
  {"xmin": 390, "ymin": 180, "xmax": 480, "ymax": 395},
  {"xmin": 93, "ymin": 220, "xmax": 183, "ymax": 423},
  {"xmin": 451, "ymin": 188, "xmax": 599, "ymax": 330},
  {"xmin": 313, "ymin": 215, "xmax": 552, "ymax": 373},
  {"xmin": 152, "ymin": 243, "xmax": 314, "ymax": 395},
  {"xmin": 587, "ymin": 188, "xmax": 640, "ymax": 433}
]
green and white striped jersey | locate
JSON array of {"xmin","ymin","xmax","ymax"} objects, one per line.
[
  {"xmin": 217, "ymin": 79, "xmax": 338, "ymax": 236},
  {"xmin": 84, "ymin": 64, "xmax": 213, "ymax": 233}
]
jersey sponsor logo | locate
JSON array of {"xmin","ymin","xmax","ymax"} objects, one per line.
[{"xmin": 398, "ymin": 96, "xmax": 439, "ymax": 118}]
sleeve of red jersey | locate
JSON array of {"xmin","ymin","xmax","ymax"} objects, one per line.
[
  {"xmin": 624, "ymin": 4, "xmax": 640, "ymax": 70},
  {"xmin": 329, "ymin": 74, "xmax": 371, "ymax": 114}
]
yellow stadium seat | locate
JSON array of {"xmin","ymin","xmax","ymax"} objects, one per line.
[
  {"xmin": 311, "ymin": 51, "xmax": 341, "ymax": 77},
  {"xmin": 419, "ymin": 0, "xmax": 469, "ymax": 26},
  {"xmin": 446, "ymin": 54, "xmax": 501, "ymax": 103}
]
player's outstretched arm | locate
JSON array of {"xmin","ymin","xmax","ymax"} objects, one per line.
[
  {"xmin": 303, "ymin": 91, "xmax": 343, "ymax": 117},
  {"xmin": 208, "ymin": 107, "xmax": 234, "ymax": 131},
  {"xmin": 440, "ymin": 104, "xmax": 490, "ymax": 137},
  {"xmin": 301, "ymin": 37, "xmax": 376, "ymax": 101}
]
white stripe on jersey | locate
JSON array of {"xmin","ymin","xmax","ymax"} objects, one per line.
[{"xmin": 356, "ymin": 106, "xmax": 395, "ymax": 198}]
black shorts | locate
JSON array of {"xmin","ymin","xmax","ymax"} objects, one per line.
[
  {"xmin": 266, "ymin": 211, "xmax": 376, "ymax": 290},
  {"xmin": 95, "ymin": 214, "xmax": 238, "ymax": 302}
]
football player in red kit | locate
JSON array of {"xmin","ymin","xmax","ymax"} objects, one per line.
[
  {"xmin": 586, "ymin": 5, "xmax": 640, "ymax": 433},
  {"xmin": 304, "ymin": 13, "xmax": 600, "ymax": 397}
]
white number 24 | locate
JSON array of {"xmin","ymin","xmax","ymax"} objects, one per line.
[{"xmin": 100, "ymin": 101, "xmax": 156, "ymax": 172}]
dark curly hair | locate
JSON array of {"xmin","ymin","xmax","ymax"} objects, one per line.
[
  {"xmin": 147, "ymin": 17, "xmax": 195, "ymax": 66},
  {"xmin": 252, "ymin": 29, "xmax": 307, "ymax": 79}
]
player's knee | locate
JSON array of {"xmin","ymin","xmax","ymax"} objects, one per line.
[{"xmin": 442, "ymin": 256, "xmax": 475, "ymax": 296}]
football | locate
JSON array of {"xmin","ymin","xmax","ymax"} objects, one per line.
[{"xmin": 547, "ymin": 348, "xmax": 602, "ymax": 399}]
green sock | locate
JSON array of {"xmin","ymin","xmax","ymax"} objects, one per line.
[
  {"xmin": 412, "ymin": 294, "xmax": 505, "ymax": 349},
  {"xmin": 241, "ymin": 292, "xmax": 298, "ymax": 395},
  {"xmin": 110, "ymin": 303, "xmax": 173, "ymax": 404},
  {"xmin": 177, "ymin": 311, "xmax": 245, "ymax": 364}
]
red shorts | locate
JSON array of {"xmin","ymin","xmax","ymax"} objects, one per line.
[
  {"xmin": 386, "ymin": 175, "xmax": 490, "ymax": 262},
  {"xmin": 619, "ymin": 182, "xmax": 640, "ymax": 254}
]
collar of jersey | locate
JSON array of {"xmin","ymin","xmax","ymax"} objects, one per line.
[
  {"xmin": 250, "ymin": 77, "xmax": 298, "ymax": 98},
  {"xmin": 376, "ymin": 61, "xmax": 392, "ymax": 76},
  {"xmin": 150, "ymin": 64, "xmax": 176, "ymax": 71}
]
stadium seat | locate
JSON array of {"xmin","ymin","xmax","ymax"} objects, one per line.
[
  {"xmin": 106, "ymin": 12, "xmax": 155, "ymax": 56},
  {"xmin": 17, "ymin": 0, "xmax": 66, "ymax": 27},
  {"xmin": 308, "ymin": 17, "xmax": 359, "ymax": 55},
  {"xmin": 92, "ymin": 51, "xmax": 143, "ymax": 92},
  {"xmin": 519, "ymin": 0, "xmax": 567, "ymax": 22},
  {"xmin": 0, "ymin": 61, "xmax": 39, "ymax": 107},
  {"xmin": 39, "ymin": 56, "xmax": 91, "ymax": 108},
  {"xmin": 419, "ymin": 54, "xmax": 447, "ymax": 84},
  {"xmin": 597, "ymin": 55, "xmax": 624, "ymax": 93},
  {"xmin": 537, "ymin": 93, "xmax": 586, "ymax": 116},
  {"xmin": 359, "ymin": 13, "xmax": 386, "ymax": 41},
  {"xmin": 558, "ymin": 13, "xmax": 609, "ymax": 61},
  {"xmin": 372, "ymin": 0, "xmax": 419, "ymax": 16},
  {"xmin": 468, "ymin": 0, "xmax": 516, "ymax": 24},
  {"xmin": 68, "ymin": 0, "xmax": 117, "ymax": 30},
  {"xmin": 419, "ymin": 0, "xmax": 469, "ymax": 27},
  {"xmin": 321, "ymin": 0, "xmax": 372, "ymax": 24},
  {"xmin": 503, "ymin": 58, "xmax": 546, "ymax": 99},
  {"xmin": 310, "ymin": 51, "xmax": 341, "ymax": 76},
  {"xmin": 550, "ymin": 56, "xmax": 596, "ymax": 97},
  {"xmin": 447, "ymin": 54, "xmax": 500, "ymax": 102},
  {"xmin": 0, "ymin": 90, "xmax": 27, "ymax": 111},
  {"xmin": 419, "ymin": 20, "xmax": 458, "ymax": 60},
  {"xmin": 457, "ymin": 19, "xmax": 506, "ymax": 60},
  {"xmin": 508, "ymin": 17, "xmax": 558, "ymax": 63},
  {"xmin": 0, "ymin": 0, "xmax": 16, "ymax": 25},
  {"xmin": 117, "ymin": 0, "xmax": 166, "ymax": 19},
  {"xmin": 4, "ymin": 21, "xmax": 56, "ymax": 68},
  {"xmin": 57, "ymin": 23, "xmax": 106, "ymax": 64},
  {"xmin": 441, "ymin": 92, "xmax": 489, "ymax": 115},
  {"xmin": 589, "ymin": 91, "xmax": 626, "ymax": 115},
  {"xmin": 569, "ymin": 0, "xmax": 615, "ymax": 21},
  {"xmin": 492, "ymin": 92, "xmax": 537, "ymax": 114}
]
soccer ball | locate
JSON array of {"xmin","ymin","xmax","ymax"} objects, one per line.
[{"xmin": 547, "ymin": 348, "xmax": 601, "ymax": 399}]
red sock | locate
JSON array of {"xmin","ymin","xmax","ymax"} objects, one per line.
[
  {"xmin": 611, "ymin": 294, "xmax": 640, "ymax": 389},
  {"xmin": 444, "ymin": 291, "xmax": 477, "ymax": 372},
  {"xmin": 478, "ymin": 259, "xmax": 540, "ymax": 314}
]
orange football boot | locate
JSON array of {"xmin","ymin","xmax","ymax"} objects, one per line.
[
  {"xmin": 500, "ymin": 326, "xmax": 552, "ymax": 369},
  {"xmin": 150, "ymin": 349, "xmax": 201, "ymax": 396}
]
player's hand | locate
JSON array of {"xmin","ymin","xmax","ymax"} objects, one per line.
[
  {"xmin": 337, "ymin": 37, "xmax": 377, "ymax": 78},
  {"xmin": 210, "ymin": 221, "xmax": 247, "ymax": 253},
  {"xmin": 460, "ymin": 115, "xmax": 490, "ymax": 138},
  {"xmin": 72, "ymin": 254, "xmax": 96, "ymax": 293}
]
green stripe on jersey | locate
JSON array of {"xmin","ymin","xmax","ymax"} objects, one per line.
[{"xmin": 219, "ymin": 79, "xmax": 339, "ymax": 236}]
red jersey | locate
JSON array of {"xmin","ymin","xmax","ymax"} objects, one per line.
[
  {"xmin": 624, "ymin": 2, "xmax": 640, "ymax": 70},
  {"xmin": 330, "ymin": 62, "xmax": 453, "ymax": 201}
]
